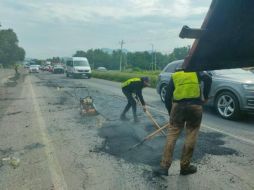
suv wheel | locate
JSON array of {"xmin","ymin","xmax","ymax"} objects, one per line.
[
  {"xmin": 160, "ymin": 84, "xmax": 167, "ymax": 102},
  {"xmin": 215, "ymin": 91, "xmax": 240, "ymax": 120}
]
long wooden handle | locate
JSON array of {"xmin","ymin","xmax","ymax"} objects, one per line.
[
  {"xmin": 128, "ymin": 123, "xmax": 169, "ymax": 150},
  {"xmin": 134, "ymin": 96, "xmax": 166, "ymax": 136},
  {"xmin": 144, "ymin": 123, "xmax": 169, "ymax": 140},
  {"xmin": 145, "ymin": 110, "xmax": 167, "ymax": 136}
]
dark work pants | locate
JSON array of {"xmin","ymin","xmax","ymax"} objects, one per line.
[{"xmin": 122, "ymin": 89, "xmax": 137, "ymax": 118}]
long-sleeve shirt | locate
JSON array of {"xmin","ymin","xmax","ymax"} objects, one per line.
[
  {"xmin": 164, "ymin": 72, "xmax": 212, "ymax": 114},
  {"xmin": 122, "ymin": 81, "xmax": 145, "ymax": 105}
]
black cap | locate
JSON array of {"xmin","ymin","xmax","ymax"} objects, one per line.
[{"xmin": 141, "ymin": 77, "xmax": 150, "ymax": 86}]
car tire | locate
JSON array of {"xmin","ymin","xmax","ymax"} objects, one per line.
[
  {"xmin": 160, "ymin": 84, "xmax": 167, "ymax": 102},
  {"xmin": 215, "ymin": 91, "xmax": 241, "ymax": 120}
]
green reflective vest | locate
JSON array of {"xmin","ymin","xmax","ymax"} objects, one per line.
[
  {"xmin": 122, "ymin": 78, "xmax": 141, "ymax": 88},
  {"xmin": 172, "ymin": 71, "xmax": 200, "ymax": 101}
]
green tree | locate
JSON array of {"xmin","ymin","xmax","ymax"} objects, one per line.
[
  {"xmin": 71, "ymin": 46, "xmax": 189, "ymax": 71},
  {"xmin": 0, "ymin": 26, "xmax": 25, "ymax": 67}
]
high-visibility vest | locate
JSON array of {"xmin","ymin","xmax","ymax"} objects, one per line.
[
  {"xmin": 122, "ymin": 78, "xmax": 141, "ymax": 88},
  {"xmin": 172, "ymin": 71, "xmax": 200, "ymax": 101}
]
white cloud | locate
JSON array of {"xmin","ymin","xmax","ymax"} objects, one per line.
[
  {"xmin": 0, "ymin": 0, "xmax": 211, "ymax": 58},
  {"xmin": 2, "ymin": 0, "xmax": 208, "ymax": 23}
]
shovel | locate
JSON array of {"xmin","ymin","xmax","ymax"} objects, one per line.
[{"xmin": 134, "ymin": 96, "xmax": 166, "ymax": 136}]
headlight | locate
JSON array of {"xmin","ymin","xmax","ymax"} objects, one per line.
[{"xmin": 243, "ymin": 84, "xmax": 254, "ymax": 90}]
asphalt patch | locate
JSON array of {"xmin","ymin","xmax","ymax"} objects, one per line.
[
  {"xmin": 24, "ymin": 143, "xmax": 45, "ymax": 150},
  {"xmin": 0, "ymin": 148, "xmax": 14, "ymax": 157},
  {"xmin": 98, "ymin": 123, "xmax": 239, "ymax": 167},
  {"xmin": 6, "ymin": 111, "xmax": 22, "ymax": 116},
  {"xmin": 48, "ymin": 96, "xmax": 68, "ymax": 105},
  {"xmin": 4, "ymin": 73, "xmax": 20, "ymax": 87}
]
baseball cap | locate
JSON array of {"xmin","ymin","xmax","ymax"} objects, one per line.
[{"xmin": 141, "ymin": 76, "xmax": 150, "ymax": 86}]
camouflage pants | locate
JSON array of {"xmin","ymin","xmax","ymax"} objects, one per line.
[{"xmin": 160, "ymin": 103, "xmax": 203, "ymax": 169}]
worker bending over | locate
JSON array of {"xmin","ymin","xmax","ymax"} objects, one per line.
[{"xmin": 120, "ymin": 77, "xmax": 150, "ymax": 122}]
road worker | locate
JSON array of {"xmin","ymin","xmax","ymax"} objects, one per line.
[
  {"xmin": 14, "ymin": 64, "xmax": 19, "ymax": 74},
  {"xmin": 154, "ymin": 68, "xmax": 212, "ymax": 176},
  {"xmin": 120, "ymin": 77, "xmax": 150, "ymax": 122}
]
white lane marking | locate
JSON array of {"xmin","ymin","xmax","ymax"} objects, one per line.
[
  {"xmin": 146, "ymin": 105, "xmax": 254, "ymax": 146},
  {"xmin": 28, "ymin": 77, "xmax": 68, "ymax": 190}
]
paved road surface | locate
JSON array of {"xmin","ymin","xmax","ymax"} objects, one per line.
[{"xmin": 0, "ymin": 70, "xmax": 253, "ymax": 190}]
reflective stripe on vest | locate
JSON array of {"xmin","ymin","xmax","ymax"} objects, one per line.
[
  {"xmin": 172, "ymin": 71, "xmax": 200, "ymax": 101},
  {"xmin": 122, "ymin": 78, "xmax": 141, "ymax": 88}
]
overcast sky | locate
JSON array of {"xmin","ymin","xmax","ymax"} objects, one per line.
[{"xmin": 0, "ymin": 0, "xmax": 211, "ymax": 59}]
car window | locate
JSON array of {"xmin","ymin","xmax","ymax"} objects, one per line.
[
  {"xmin": 73, "ymin": 60, "xmax": 89, "ymax": 66},
  {"xmin": 67, "ymin": 60, "xmax": 73, "ymax": 66},
  {"xmin": 164, "ymin": 61, "xmax": 183, "ymax": 73},
  {"xmin": 164, "ymin": 63, "xmax": 177, "ymax": 73}
]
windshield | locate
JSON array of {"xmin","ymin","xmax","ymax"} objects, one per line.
[
  {"xmin": 213, "ymin": 68, "xmax": 251, "ymax": 75},
  {"xmin": 73, "ymin": 60, "xmax": 89, "ymax": 66}
]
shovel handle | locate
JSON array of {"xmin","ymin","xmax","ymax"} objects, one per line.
[{"xmin": 145, "ymin": 110, "xmax": 167, "ymax": 136}]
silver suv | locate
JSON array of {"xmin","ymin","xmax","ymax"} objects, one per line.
[{"xmin": 156, "ymin": 60, "xmax": 254, "ymax": 120}]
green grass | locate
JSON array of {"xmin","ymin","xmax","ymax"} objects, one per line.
[{"xmin": 92, "ymin": 70, "xmax": 159, "ymax": 88}]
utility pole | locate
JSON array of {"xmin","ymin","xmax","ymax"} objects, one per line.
[
  {"xmin": 92, "ymin": 51, "xmax": 95, "ymax": 70},
  {"xmin": 151, "ymin": 44, "xmax": 154, "ymax": 71},
  {"xmin": 154, "ymin": 49, "xmax": 157, "ymax": 70},
  {"xmin": 119, "ymin": 40, "xmax": 125, "ymax": 72}
]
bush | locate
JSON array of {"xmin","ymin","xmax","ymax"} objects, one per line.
[{"xmin": 92, "ymin": 71, "xmax": 158, "ymax": 88}]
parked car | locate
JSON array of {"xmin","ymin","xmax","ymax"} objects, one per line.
[
  {"xmin": 29, "ymin": 65, "xmax": 40, "ymax": 73},
  {"xmin": 65, "ymin": 57, "xmax": 92, "ymax": 78},
  {"xmin": 96, "ymin": 67, "xmax": 107, "ymax": 71},
  {"xmin": 53, "ymin": 65, "xmax": 64, "ymax": 74},
  {"xmin": 157, "ymin": 60, "xmax": 254, "ymax": 120}
]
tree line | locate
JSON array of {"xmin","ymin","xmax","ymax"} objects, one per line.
[
  {"xmin": 0, "ymin": 24, "xmax": 25, "ymax": 67},
  {"xmin": 72, "ymin": 46, "xmax": 190, "ymax": 71}
]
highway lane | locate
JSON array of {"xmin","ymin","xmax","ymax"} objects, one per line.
[
  {"xmin": 32, "ymin": 72, "xmax": 254, "ymax": 189},
  {"xmin": 58, "ymin": 76, "xmax": 254, "ymax": 143}
]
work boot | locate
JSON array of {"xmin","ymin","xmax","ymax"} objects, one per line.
[
  {"xmin": 120, "ymin": 114, "xmax": 129, "ymax": 121},
  {"xmin": 180, "ymin": 165, "xmax": 197, "ymax": 175},
  {"xmin": 152, "ymin": 166, "xmax": 169, "ymax": 176}
]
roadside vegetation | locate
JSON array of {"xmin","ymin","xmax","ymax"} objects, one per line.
[
  {"xmin": 92, "ymin": 70, "xmax": 159, "ymax": 88},
  {"xmin": 73, "ymin": 46, "xmax": 189, "ymax": 71},
  {"xmin": 80, "ymin": 46, "xmax": 189, "ymax": 87},
  {"xmin": 0, "ymin": 24, "xmax": 25, "ymax": 68}
]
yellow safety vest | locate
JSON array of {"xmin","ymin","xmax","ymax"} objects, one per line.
[
  {"xmin": 122, "ymin": 78, "xmax": 141, "ymax": 88},
  {"xmin": 172, "ymin": 71, "xmax": 200, "ymax": 101}
]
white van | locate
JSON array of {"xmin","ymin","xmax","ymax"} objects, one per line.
[{"xmin": 65, "ymin": 57, "xmax": 92, "ymax": 78}]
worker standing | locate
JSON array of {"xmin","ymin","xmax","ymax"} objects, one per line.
[
  {"xmin": 14, "ymin": 64, "xmax": 19, "ymax": 74},
  {"xmin": 120, "ymin": 77, "xmax": 150, "ymax": 122},
  {"xmin": 153, "ymin": 69, "xmax": 212, "ymax": 176}
]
